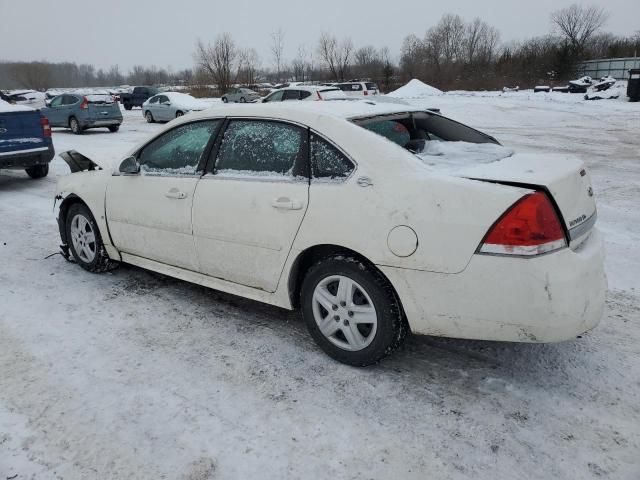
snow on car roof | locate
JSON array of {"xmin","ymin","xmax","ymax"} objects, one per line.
[
  {"xmin": 194, "ymin": 99, "xmax": 428, "ymax": 123},
  {"xmin": 0, "ymin": 99, "xmax": 36, "ymax": 113}
]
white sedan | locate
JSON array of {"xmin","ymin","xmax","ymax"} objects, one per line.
[
  {"xmin": 142, "ymin": 92, "xmax": 209, "ymax": 123},
  {"xmin": 54, "ymin": 101, "xmax": 606, "ymax": 366}
]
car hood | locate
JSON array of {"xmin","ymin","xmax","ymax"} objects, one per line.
[{"xmin": 60, "ymin": 149, "xmax": 121, "ymax": 173}]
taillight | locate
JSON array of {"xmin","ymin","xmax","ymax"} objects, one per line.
[
  {"xmin": 40, "ymin": 116, "xmax": 51, "ymax": 138},
  {"xmin": 478, "ymin": 191, "xmax": 567, "ymax": 256},
  {"xmin": 363, "ymin": 90, "xmax": 369, "ymax": 96},
  {"xmin": 80, "ymin": 97, "xmax": 89, "ymax": 109}
]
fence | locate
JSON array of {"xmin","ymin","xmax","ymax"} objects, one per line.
[{"xmin": 576, "ymin": 57, "xmax": 640, "ymax": 80}]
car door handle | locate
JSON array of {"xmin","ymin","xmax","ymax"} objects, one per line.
[
  {"xmin": 271, "ymin": 197, "xmax": 303, "ymax": 210},
  {"xmin": 165, "ymin": 188, "xmax": 188, "ymax": 199}
]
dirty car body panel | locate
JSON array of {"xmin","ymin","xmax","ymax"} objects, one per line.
[{"xmin": 54, "ymin": 101, "xmax": 606, "ymax": 348}]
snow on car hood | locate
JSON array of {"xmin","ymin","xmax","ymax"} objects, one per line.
[
  {"xmin": 415, "ymin": 140, "xmax": 514, "ymax": 171},
  {"xmin": 0, "ymin": 99, "xmax": 35, "ymax": 113}
]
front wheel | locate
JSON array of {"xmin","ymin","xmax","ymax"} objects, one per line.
[
  {"xmin": 145, "ymin": 111, "xmax": 154, "ymax": 123},
  {"xmin": 239, "ymin": 97, "xmax": 246, "ymax": 103},
  {"xmin": 65, "ymin": 203, "xmax": 118, "ymax": 273},
  {"xmin": 124, "ymin": 103, "xmax": 132, "ymax": 110},
  {"xmin": 175, "ymin": 111, "xmax": 184, "ymax": 118},
  {"xmin": 301, "ymin": 255, "xmax": 407, "ymax": 366},
  {"xmin": 25, "ymin": 164, "xmax": 49, "ymax": 178},
  {"xmin": 108, "ymin": 125, "xmax": 120, "ymax": 132},
  {"xmin": 222, "ymin": 97, "xmax": 228, "ymax": 103}
]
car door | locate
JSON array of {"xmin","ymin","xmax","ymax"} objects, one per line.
[
  {"xmin": 146, "ymin": 95, "xmax": 159, "ymax": 118},
  {"xmin": 192, "ymin": 119, "xmax": 310, "ymax": 292},
  {"xmin": 106, "ymin": 119, "xmax": 222, "ymax": 270},
  {"xmin": 155, "ymin": 95, "xmax": 171, "ymax": 121},
  {"xmin": 43, "ymin": 95, "xmax": 65, "ymax": 126}
]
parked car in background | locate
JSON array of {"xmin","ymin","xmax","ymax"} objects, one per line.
[
  {"xmin": 54, "ymin": 101, "xmax": 605, "ymax": 366},
  {"xmin": 6, "ymin": 90, "xmax": 46, "ymax": 109},
  {"xmin": 120, "ymin": 86, "xmax": 159, "ymax": 110},
  {"xmin": 143, "ymin": 92, "xmax": 209, "ymax": 123},
  {"xmin": 0, "ymin": 100, "xmax": 54, "ymax": 178},
  {"xmin": 334, "ymin": 81, "xmax": 379, "ymax": 97},
  {"xmin": 0, "ymin": 91, "xmax": 14, "ymax": 103},
  {"xmin": 221, "ymin": 87, "xmax": 261, "ymax": 103},
  {"xmin": 261, "ymin": 86, "xmax": 346, "ymax": 102},
  {"xmin": 41, "ymin": 92, "xmax": 122, "ymax": 134}
]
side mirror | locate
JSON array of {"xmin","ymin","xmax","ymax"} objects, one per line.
[{"xmin": 119, "ymin": 156, "xmax": 140, "ymax": 175}]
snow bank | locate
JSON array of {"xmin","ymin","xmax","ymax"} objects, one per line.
[{"xmin": 387, "ymin": 79, "xmax": 443, "ymax": 98}]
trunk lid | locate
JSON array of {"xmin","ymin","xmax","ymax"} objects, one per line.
[
  {"xmin": 454, "ymin": 153, "xmax": 597, "ymax": 247},
  {"xmin": 85, "ymin": 95, "xmax": 122, "ymax": 120},
  {"xmin": 0, "ymin": 109, "xmax": 47, "ymax": 155}
]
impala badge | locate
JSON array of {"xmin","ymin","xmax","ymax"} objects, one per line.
[{"xmin": 587, "ymin": 187, "xmax": 594, "ymax": 197}]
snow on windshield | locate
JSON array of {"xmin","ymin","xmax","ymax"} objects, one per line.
[{"xmin": 415, "ymin": 141, "xmax": 514, "ymax": 170}]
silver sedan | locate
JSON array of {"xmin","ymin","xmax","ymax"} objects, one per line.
[{"xmin": 142, "ymin": 92, "xmax": 209, "ymax": 123}]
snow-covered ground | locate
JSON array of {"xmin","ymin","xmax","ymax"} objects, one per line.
[{"xmin": 1, "ymin": 94, "xmax": 639, "ymax": 479}]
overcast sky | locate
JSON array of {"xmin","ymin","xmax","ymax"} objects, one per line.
[{"xmin": 1, "ymin": 0, "xmax": 638, "ymax": 72}]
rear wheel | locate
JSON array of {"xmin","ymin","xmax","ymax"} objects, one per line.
[
  {"xmin": 25, "ymin": 164, "xmax": 49, "ymax": 179},
  {"xmin": 145, "ymin": 111, "xmax": 154, "ymax": 123},
  {"xmin": 301, "ymin": 255, "xmax": 407, "ymax": 366},
  {"xmin": 239, "ymin": 97, "xmax": 246, "ymax": 103},
  {"xmin": 108, "ymin": 125, "xmax": 120, "ymax": 132},
  {"xmin": 65, "ymin": 203, "xmax": 118, "ymax": 273},
  {"xmin": 124, "ymin": 103, "xmax": 132, "ymax": 110},
  {"xmin": 69, "ymin": 117, "xmax": 82, "ymax": 135}
]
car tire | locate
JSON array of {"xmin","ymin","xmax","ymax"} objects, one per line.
[
  {"xmin": 25, "ymin": 164, "xmax": 49, "ymax": 179},
  {"xmin": 65, "ymin": 203, "xmax": 118, "ymax": 273},
  {"xmin": 239, "ymin": 97, "xmax": 246, "ymax": 103},
  {"xmin": 69, "ymin": 117, "xmax": 82, "ymax": 135},
  {"xmin": 124, "ymin": 103, "xmax": 132, "ymax": 110},
  {"xmin": 222, "ymin": 97, "xmax": 228, "ymax": 103},
  {"xmin": 108, "ymin": 125, "xmax": 120, "ymax": 132},
  {"xmin": 300, "ymin": 254, "xmax": 408, "ymax": 366},
  {"xmin": 145, "ymin": 111, "xmax": 154, "ymax": 123},
  {"xmin": 175, "ymin": 111, "xmax": 184, "ymax": 118}
]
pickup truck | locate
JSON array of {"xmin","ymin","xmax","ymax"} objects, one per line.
[
  {"xmin": 120, "ymin": 86, "xmax": 159, "ymax": 110},
  {"xmin": 0, "ymin": 100, "xmax": 54, "ymax": 178}
]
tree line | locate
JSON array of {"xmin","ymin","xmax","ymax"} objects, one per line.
[{"xmin": 2, "ymin": 4, "xmax": 638, "ymax": 93}]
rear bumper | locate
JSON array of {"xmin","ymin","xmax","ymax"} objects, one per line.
[
  {"xmin": 83, "ymin": 119, "xmax": 122, "ymax": 128},
  {"xmin": 0, "ymin": 144, "xmax": 55, "ymax": 169},
  {"xmin": 380, "ymin": 228, "xmax": 607, "ymax": 342}
]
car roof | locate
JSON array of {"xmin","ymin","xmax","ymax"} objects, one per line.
[
  {"xmin": 191, "ymin": 99, "xmax": 426, "ymax": 123},
  {"xmin": 277, "ymin": 85, "xmax": 340, "ymax": 92}
]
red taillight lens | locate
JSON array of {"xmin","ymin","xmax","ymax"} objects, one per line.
[
  {"xmin": 478, "ymin": 192, "xmax": 567, "ymax": 256},
  {"xmin": 363, "ymin": 90, "xmax": 369, "ymax": 96},
  {"xmin": 40, "ymin": 116, "xmax": 51, "ymax": 138},
  {"xmin": 80, "ymin": 97, "xmax": 89, "ymax": 109}
]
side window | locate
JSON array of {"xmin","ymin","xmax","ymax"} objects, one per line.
[
  {"xmin": 158, "ymin": 95, "xmax": 169, "ymax": 104},
  {"xmin": 310, "ymin": 133, "xmax": 354, "ymax": 181},
  {"xmin": 149, "ymin": 96, "xmax": 159, "ymax": 104},
  {"xmin": 49, "ymin": 96, "xmax": 64, "ymax": 107},
  {"xmin": 283, "ymin": 90, "xmax": 300, "ymax": 101},
  {"xmin": 352, "ymin": 84, "xmax": 363, "ymax": 91},
  {"xmin": 264, "ymin": 90, "xmax": 284, "ymax": 102},
  {"xmin": 215, "ymin": 120, "xmax": 306, "ymax": 179},
  {"xmin": 63, "ymin": 95, "xmax": 78, "ymax": 105},
  {"xmin": 299, "ymin": 91, "xmax": 312, "ymax": 100},
  {"xmin": 138, "ymin": 120, "xmax": 220, "ymax": 175}
]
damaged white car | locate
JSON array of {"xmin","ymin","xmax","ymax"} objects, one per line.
[{"xmin": 54, "ymin": 101, "xmax": 606, "ymax": 366}]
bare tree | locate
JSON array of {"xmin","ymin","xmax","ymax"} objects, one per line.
[
  {"xmin": 9, "ymin": 62, "xmax": 53, "ymax": 90},
  {"xmin": 237, "ymin": 48, "xmax": 260, "ymax": 85},
  {"xmin": 271, "ymin": 28, "xmax": 285, "ymax": 82},
  {"xmin": 551, "ymin": 4, "xmax": 609, "ymax": 56},
  {"xmin": 317, "ymin": 33, "xmax": 353, "ymax": 81},
  {"xmin": 292, "ymin": 44, "xmax": 312, "ymax": 82},
  {"xmin": 195, "ymin": 33, "xmax": 237, "ymax": 94}
]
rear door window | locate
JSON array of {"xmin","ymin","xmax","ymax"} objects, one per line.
[
  {"xmin": 299, "ymin": 91, "xmax": 312, "ymax": 100},
  {"xmin": 264, "ymin": 90, "xmax": 284, "ymax": 102},
  {"xmin": 62, "ymin": 95, "xmax": 79, "ymax": 105},
  {"xmin": 214, "ymin": 120, "xmax": 307, "ymax": 179},
  {"xmin": 283, "ymin": 90, "xmax": 300, "ymax": 101},
  {"xmin": 365, "ymin": 82, "xmax": 378, "ymax": 91},
  {"xmin": 310, "ymin": 133, "xmax": 354, "ymax": 181}
]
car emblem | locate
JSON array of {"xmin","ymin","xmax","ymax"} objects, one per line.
[
  {"xmin": 0, "ymin": 128, "xmax": 7, "ymax": 134},
  {"xmin": 587, "ymin": 187, "xmax": 594, "ymax": 197}
]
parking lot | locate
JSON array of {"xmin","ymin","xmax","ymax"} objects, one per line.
[{"xmin": 1, "ymin": 94, "xmax": 639, "ymax": 479}]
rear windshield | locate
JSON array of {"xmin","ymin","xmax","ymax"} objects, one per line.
[
  {"xmin": 86, "ymin": 94, "xmax": 114, "ymax": 104},
  {"xmin": 365, "ymin": 82, "xmax": 378, "ymax": 90},
  {"xmin": 351, "ymin": 112, "xmax": 510, "ymax": 166}
]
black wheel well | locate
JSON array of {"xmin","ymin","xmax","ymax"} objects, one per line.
[
  {"xmin": 288, "ymin": 244, "xmax": 395, "ymax": 309},
  {"xmin": 57, "ymin": 195, "xmax": 86, "ymax": 244}
]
